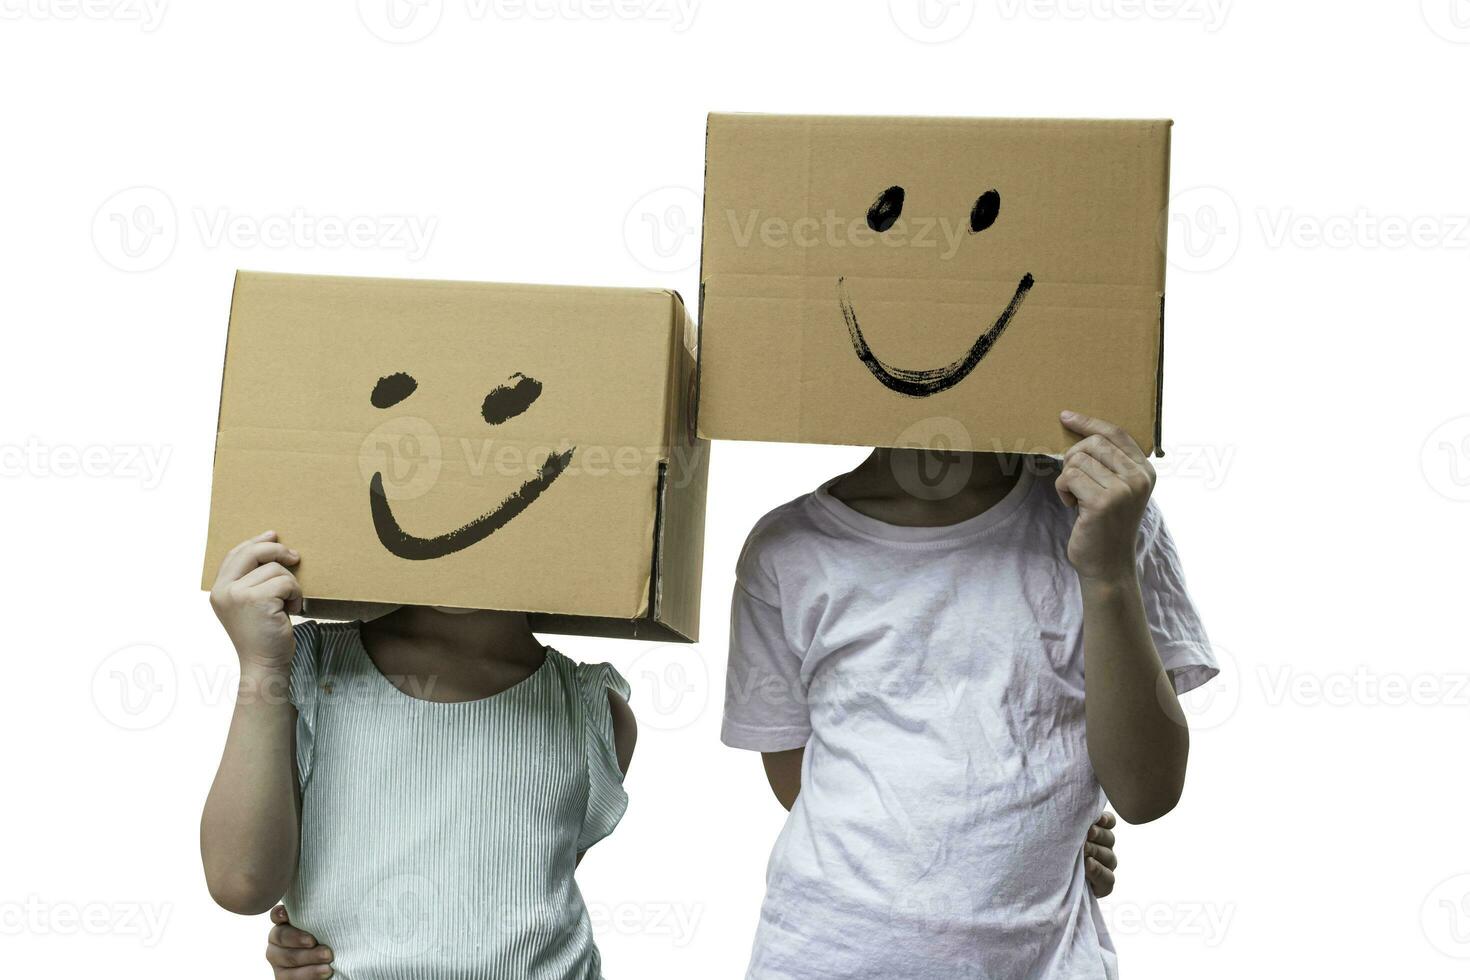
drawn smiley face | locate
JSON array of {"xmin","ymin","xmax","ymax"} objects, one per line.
[
  {"xmin": 366, "ymin": 370, "xmax": 575, "ymax": 561},
  {"xmin": 837, "ymin": 185, "xmax": 1035, "ymax": 398}
]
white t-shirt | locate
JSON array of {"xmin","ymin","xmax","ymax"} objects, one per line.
[{"xmin": 721, "ymin": 460, "xmax": 1217, "ymax": 980}]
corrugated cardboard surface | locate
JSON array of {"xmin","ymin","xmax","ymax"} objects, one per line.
[
  {"xmin": 202, "ymin": 272, "xmax": 707, "ymax": 641},
  {"xmin": 698, "ymin": 114, "xmax": 1171, "ymax": 455}
]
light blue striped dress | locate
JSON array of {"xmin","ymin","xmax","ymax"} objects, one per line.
[{"xmin": 282, "ymin": 620, "xmax": 630, "ymax": 980}]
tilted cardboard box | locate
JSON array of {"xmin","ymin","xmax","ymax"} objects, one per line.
[
  {"xmin": 202, "ymin": 272, "xmax": 708, "ymax": 642},
  {"xmin": 698, "ymin": 113, "xmax": 1172, "ymax": 456}
]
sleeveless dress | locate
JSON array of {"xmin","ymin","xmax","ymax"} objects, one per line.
[{"xmin": 282, "ymin": 620, "xmax": 630, "ymax": 980}]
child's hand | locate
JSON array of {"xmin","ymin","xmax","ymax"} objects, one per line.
[
  {"xmin": 1055, "ymin": 412, "xmax": 1156, "ymax": 583},
  {"xmin": 209, "ymin": 531, "xmax": 303, "ymax": 674},
  {"xmin": 1084, "ymin": 812, "xmax": 1118, "ymax": 897},
  {"xmin": 265, "ymin": 905, "xmax": 333, "ymax": 979}
]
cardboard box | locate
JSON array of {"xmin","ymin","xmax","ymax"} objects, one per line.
[
  {"xmin": 202, "ymin": 272, "xmax": 708, "ymax": 642},
  {"xmin": 698, "ymin": 113, "xmax": 1173, "ymax": 455}
]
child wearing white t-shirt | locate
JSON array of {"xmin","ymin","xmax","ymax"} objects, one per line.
[{"xmin": 722, "ymin": 413, "xmax": 1218, "ymax": 980}]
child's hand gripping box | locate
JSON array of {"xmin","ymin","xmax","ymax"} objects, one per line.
[
  {"xmin": 202, "ymin": 272, "xmax": 708, "ymax": 641},
  {"xmin": 697, "ymin": 113, "xmax": 1173, "ymax": 455}
]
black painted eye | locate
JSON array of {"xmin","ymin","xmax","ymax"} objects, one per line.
[
  {"xmin": 482, "ymin": 373, "xmax": 543, "ymax": 425},
  {"xmin": 970, "ymin": 190, "xmax": 1001, "ymax": 234},
  {"xmin": 371, "ymin": 372, "xmax": 417, "ymax": 409},
  {"xmin": 867, "ymin": 186, "xmax": 905, "ymax": 234}
]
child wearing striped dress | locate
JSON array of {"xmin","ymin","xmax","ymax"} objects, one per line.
[{"xmin": 200, "ymin": 531, "xmax": 635, "ymax": 980}]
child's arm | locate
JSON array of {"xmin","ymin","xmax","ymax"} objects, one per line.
[
  {"xmin": 608, "ymin": 690, "xmax": 637, "ymax": 777},
  {"xmin": 199, "ymin": 531, "xmax": 305, "ymax": 915},
  {"xmin": 1056, "ymin": 412, "xmax": 1190, "ymax": 825},
  {"xmin": 761, "ymin": 747, "xmax": 803, "ymax": 810},
  {"xmin": 574, "ymin": 690, "xmax": 636, "ymax": 868}
]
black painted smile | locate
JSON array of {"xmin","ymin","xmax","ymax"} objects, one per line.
[
  {"xmin": 369, "ymin": 446, "xmax": 575, "ymax": 561},
  {"xmin": 837, "ymin": 273, "xmax": 1035, "ymax": 398}
]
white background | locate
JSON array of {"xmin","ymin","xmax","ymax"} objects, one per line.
[{"xmin": 3, "ymin": 1, "xmax": 1469, "ymax": 977}]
